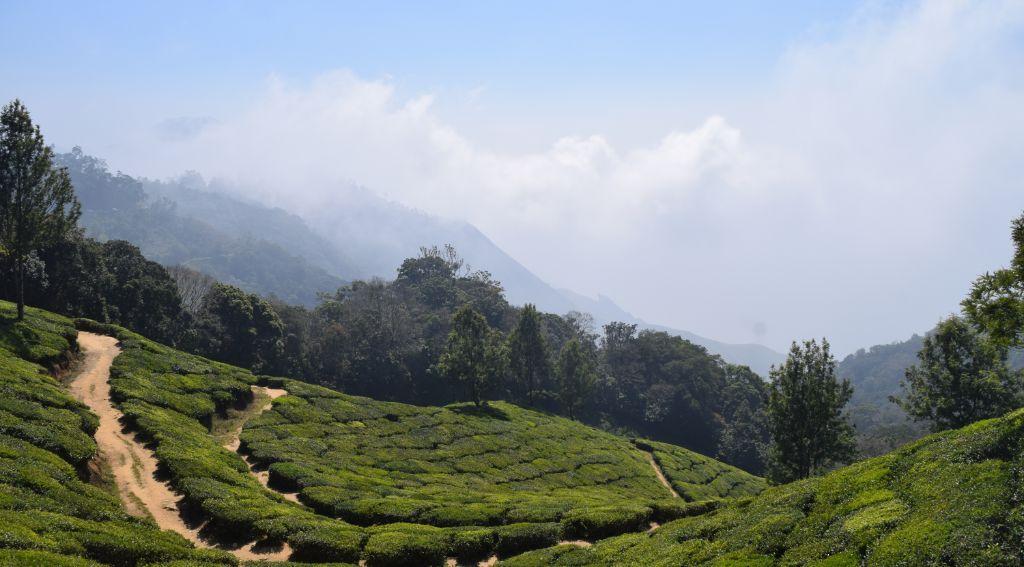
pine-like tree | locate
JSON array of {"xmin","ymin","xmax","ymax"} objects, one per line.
[
  {"xmin": 556, "ymin": 338, "xmax": 596, "ymax": 420},
  {"xmin": 508, "ymin": 304, "xmax": 550, "ymax": 405},
  {"xmin": 0, "ymin": 100, "xmax": 81, "ymax": 319},
  {"xmin": 766, "ymin": 338, "xmax": 856, "ymax": 482}
]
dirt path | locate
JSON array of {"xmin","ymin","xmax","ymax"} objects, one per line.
[
  {"xmin": 70, "ymin": 333, "xmax": 208, "ymax": 542},
  {"xmin": 646, "ymin": 452, "xmax": 680, "ymax": 499},
  {"xmin": 71, "ymin": 332, "xmax": 291, "ymax": 562},
  {"xmin": 221, "ymin": 385, "xmax": 302, "ymax": 504}
]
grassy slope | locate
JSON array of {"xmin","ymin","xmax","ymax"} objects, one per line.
[
  {"xmin": 67, "ymin": 306, "xmax": 764, "ymax": 565},
  {"xmin": 240, "ymin": 379, "xmax": 764, "ymax": 532},
  {"xmin": 502, "ymin": 407, "xmax": 1024, "ymax": 566},
  {"xmin": 0, "ymin": 303, "xmax": 234, "ymax": 566}
]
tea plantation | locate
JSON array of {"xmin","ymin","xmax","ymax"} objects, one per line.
[
  {"xmin": 500, "ymin": 405, "xmax": 1024, "ymax": 566},
  {"xmin": 64, "ymin": 311, "xmax": 765, "ymax": 564},
  {"xmin": 239, "ymin": 378, "xmax": 765, "ymax": 533},
  {"xmin": 0, "ymin": 303, "xmax": 234, "ymax": 566}
]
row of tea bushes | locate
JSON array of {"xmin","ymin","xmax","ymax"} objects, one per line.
[
  {"xmin": 501, "ymin": 406, "xmax": 1024, "ymax": 565},
  {"xmin": 240, "ymin": 377, "xmax": 766, "ymax": 531},
  {"xmin": 0, "ymin": 303, "xmax": 235, "ymax": 566}
]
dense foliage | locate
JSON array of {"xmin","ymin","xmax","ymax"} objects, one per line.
[
  {"xmin": 501, "ymin": 404, "xmax": 1024, "ymax": 566},
  {"xmin": 766, "ymin": 339, "xmax": 856, "ymax": 483},
  {"xmin": 0, "ymin": 303, "xmax": 234, "ymax": 565},
  {"xmin": 69, "ymin": 313, "xmax": 764, "ymax": 564},
  {"xmin": 0, "ymin": 100, "xmax": 81, "ymax": 319},
  {"xmin": 895, "ymin": 315, "xmax": 1020, "ymax": 431}
]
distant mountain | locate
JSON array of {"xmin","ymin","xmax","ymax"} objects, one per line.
[
  {"xmin": 62, "ymin": 148, "xmax": 784, "ymax": 371},
  {"xmin": 837, "ymin": 334, "xmax": 928, "ymax": 457},
  {"xmin": 558, "ymin": 288, "xmax": 785, "ymax": 375},
  {"xmin": 838, "ymin": 330, "xmax": 1024, "ymax": 457},
  {"xmin": 59, "ymin": 149, "xmax": 345, "ymax": 306}
]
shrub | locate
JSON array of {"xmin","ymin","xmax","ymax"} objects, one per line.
[
  {"xmin": 494, "ymin": 523, "xmax": 561, "ymax": 556},
  {"xmin": 559, "ymin": 506, "xmax": 652, "ymax": 540}
]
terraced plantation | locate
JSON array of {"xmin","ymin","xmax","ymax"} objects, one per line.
[
  {"xmin": 240, "ymin": 379, "xmax": 765, "ymax": 532},
  {"xmin": 501, "ymin": 406, "xmax": 1024, "ymax": 566},
  {"xmin": 0, "ymin": 301, "xmax": 765, "ymax": 566},
  {"xmin": 0, "ymin": 304, "xmax": 233, "ymax": 566}
]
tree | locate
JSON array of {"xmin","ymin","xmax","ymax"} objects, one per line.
[
  {"xmin": 962, "ymin": 213, "xmax": 1024, "ymax": 349},
  {"xmin": 192, "ymin": 283, "xmax": 284, "ymax": 373},
  {"xmin": 766, "ymin": 338, "xmax": 856, "ymax": 483},
  {"xmin": 437, "ymin": 305, "xmax": 504, "ymax": 406},
  {"xmin": 508, "ymin": 304, "xmax": 550, "ymax": 405},
  {"xmin": 893, "ymin": 316, "xmax": 1020, "ymax": 431},
  {"xmin": 556, "ymin": 338, "xmax": 597, "ymax": 419},
  {"xmin": 0, "ymin": 100, "xmax": 81, "ymax": 319}
]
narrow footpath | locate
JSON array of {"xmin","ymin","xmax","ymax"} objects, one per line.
[
  {"xmin": 70, "ymin": 332, "xmax": 290, "ymax": 562},
  {"xmin": 221, "ymin": 385, "xmax": 302, "ymax": 504}
]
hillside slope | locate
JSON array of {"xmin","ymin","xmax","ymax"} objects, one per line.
[
  {"xmin": 0, "ymin": 301, "xmax": 763, "ymax": 565},
  {"xmin": 502, "ymin": 404, "xmax": 1024, "ymax": 566},
  {"xmin": 0, "ymin": 304, "xmax": 233, "ymax": 566}
]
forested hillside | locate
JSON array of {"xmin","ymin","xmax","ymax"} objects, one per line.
[
  {"xmin": 59, "ymin": 148, "xmax": 345, "ymax": 306},
  {"xmin": 838, "ymin": 335, "xmax": 929, "ymax": 456},
  {"xmin": 60, "ymin": 147, "xmax": 782, "ymax": 372}
]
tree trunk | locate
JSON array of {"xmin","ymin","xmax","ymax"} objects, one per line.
[{"xmin": 15, "ymin": 259, "xmax": 24, "ymax": 320}]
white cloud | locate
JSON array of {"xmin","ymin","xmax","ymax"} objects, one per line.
[{"xmin": 120, "ymin": 0, "xmax": 1024, "ymax": 354}]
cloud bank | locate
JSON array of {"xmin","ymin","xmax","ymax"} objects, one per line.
[{"xmin": 121, "ymin": 0, "xmax": 1024, "ymax": 353}]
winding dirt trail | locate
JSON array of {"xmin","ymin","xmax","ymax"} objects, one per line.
[
  {"xmin": 646, "ymin": 452, "xmax": 680, "ymax": 499},
  {"xmin": 70, "ymin": 333, "xmax": 208, "ymax": 542},
  {"xmin": 222, "ymin": 385, "xmax": 302, "ymax": 504},
  {"xmin": 70, "ymin": 332, "xmax": 291, "ymax": 562}
]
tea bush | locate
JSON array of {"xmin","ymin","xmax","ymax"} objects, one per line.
[
  {"xmin": 501, "ymin": 406, "xmax": 1024, "ymax": 565},
  {"xmin": 0, "ymin": 303, "xmax": 235, "ymax": 566},
  {"xmin": 240, "ymin": 379, "xmax": 766, "ymax": 531}
]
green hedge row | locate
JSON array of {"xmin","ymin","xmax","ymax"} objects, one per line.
[
  {"xmin": 0, "ymin": 304, "xmax": 236, "ymax": 566},
  {"xmin": 501, "ymin": 407, "xmax": 1024, "ymax": 565}
]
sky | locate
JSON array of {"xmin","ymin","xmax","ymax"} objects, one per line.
[{"xmin": 2, "ymin": 0, "xmax": 1023, "ymax": 354}]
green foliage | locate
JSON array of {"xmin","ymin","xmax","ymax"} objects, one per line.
[
  {"xmin": 0, "ymin": 100, "xmax": 81, "ymax": 320},
  {"xmin": 188, "ymin": 283, "xmax": 284, "ymax": 374},
  {"xmin": 13, "ymin": 232, "xmax": 185, "ymax": 344},
  {"xmin": 436, "ymin": 305, "xmax": 505, "ymax": 405},
  {"xmin": 838, "ymin": 334, "xmax": 929, "ymax": 457},
  {"xmin": 963, "ymin": 213, "xmax": 1024, "ymax": 349},
  {"xmin": 508, "ymin": 304, "xmax": 550, "ymax": 405},
  {"xmin": 501, "ymin": 406, "xmax": 1024, "ymax": 565},
  {"xmin": 0, "ymin": 302, "xmax": 234, "ymax": 566},
  {"xmin": 766, "ymin": 339, "xmax": 856, "ymax": 482},
  {"xmin": 555, "ymin": 338, "xmax": 596, "ymax": 420},
  {"xmin": 242, "ymin": 380, "xmax": 765, "ymax": 535},
  {"xmin": 895, "ymin": 315, "xmax": 1021, "ymax": 431}
]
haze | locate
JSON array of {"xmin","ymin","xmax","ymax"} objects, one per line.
[{"xmin": 3, "ymin": 0, "xmax": 1023, "ymax": 355}]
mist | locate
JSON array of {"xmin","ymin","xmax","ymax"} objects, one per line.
[{"xmin": 5, "ymin": 0, "xmax": 1024, "ymax": 354}]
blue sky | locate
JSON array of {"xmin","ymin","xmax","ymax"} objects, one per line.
[
  {"xmin": 2, "ymin": 1, "xmax": 1023, "ymax": 354},
  {"xmin": 3, "ymin": 1, "xmax": 860, "ymax": 147}
]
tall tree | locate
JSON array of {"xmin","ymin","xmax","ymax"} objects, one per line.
[
  {"xmin": 766, "ymin": 338, "xmax": 856, "ymax": 483},
  {"xmin": 962, "ymin": 212, "xmax": 1024, "ymax": 349},
  {"xmin": 556, "ymin": 338, "xmax": 596, "ymax": 420},
  {"xmin": 893, "ymin": 315, "xmax": 1020, "ymax": 431},
  {"xmin": 508, "ymin": 304, "xmax": 550, "ymax": 405},
  {"xmin": 0, "ymin": 100, "xmax": 80, "ymax": 319},
  {"xmin": 437, "ymin": 305, "xmax": 504, "ymax": 406}
]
